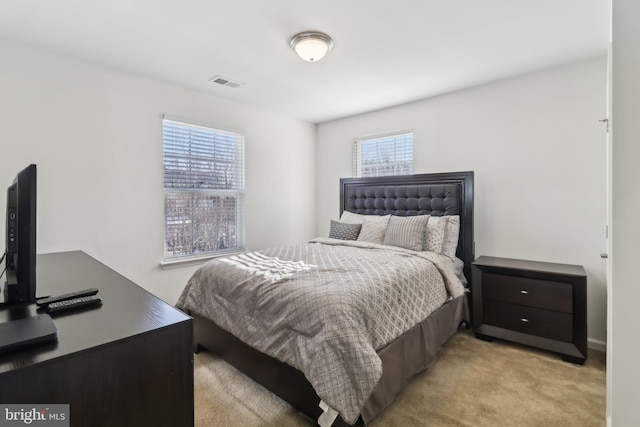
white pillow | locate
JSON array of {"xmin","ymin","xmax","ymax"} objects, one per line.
[
  {"xmin": 424, "ymin": 216, "xmax": 448, "ymax": 253},
  {"xmin": 441, "ymin": 215, "xmax": 460, "ymax": 258},
  {"xmin": 340, "ymin": 211, "xmax": 391, "ymax": 244},
  {"xmin": 357, "ymin": 215, "xmax": 391, "ymax": 244},
  {"xmin": 339, "ymin": 210, "xmax": 365, "ymax": 224}
]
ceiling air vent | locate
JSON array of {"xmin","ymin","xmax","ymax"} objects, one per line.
[{"xmin": 209, "ymin": 75, "xmax": 242, "ymax": 89}]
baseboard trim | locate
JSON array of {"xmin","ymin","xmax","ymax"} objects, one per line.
[{"xmin": 588, "ymin": 337, "xmax": 606, "ymax": 352}]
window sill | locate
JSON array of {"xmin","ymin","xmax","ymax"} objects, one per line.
[{"xmin": 159, "ymin": 250, "xmax": 245, "ymax": 270}]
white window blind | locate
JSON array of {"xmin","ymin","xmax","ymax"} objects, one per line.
[
  {"xmin": 163, "ymin": 117, "xmax": 245, "ymax": 260},
  {"xmin": 353, "ymin": 131, "xmax": 414, "ymax": 177}
]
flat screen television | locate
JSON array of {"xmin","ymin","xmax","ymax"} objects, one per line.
[{"xmin": 3, "ymin": 164, "xmax": 37, "ymax": 306}]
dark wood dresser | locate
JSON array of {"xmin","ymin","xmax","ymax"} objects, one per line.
[
  {"xmin": 0, "ymin": 251, "xmax": 194, "ymax": 426},
  {"xmin": 472, "ymin": 256, "xmax": 587, "ymax": 364}
]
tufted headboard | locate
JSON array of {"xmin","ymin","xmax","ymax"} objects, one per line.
[{"xmin": 339, "ymin": 171, "xmax": 474, "ymax": 285}]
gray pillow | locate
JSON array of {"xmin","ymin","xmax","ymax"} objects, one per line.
[
  {"xmin": 383, "ymin": 215, "xmax": 430, "ymax": 251},
  {"xmin": 329, "ymin": 220, "xmax": 362, "ymax": 240}
]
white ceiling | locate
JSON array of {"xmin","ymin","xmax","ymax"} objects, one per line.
[{"xmin": 0, "ymin": 0, "xmax": 609, "ymax": 123}]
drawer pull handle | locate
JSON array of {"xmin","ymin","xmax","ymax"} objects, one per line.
[
  {"xmin": 521, "ymin": 318, "xmax": 529, "ymax": 323},
  {"xmin": 520, "ymin": 290, "xmax": 528, "ymax": 295}
]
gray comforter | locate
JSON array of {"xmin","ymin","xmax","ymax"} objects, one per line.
[{"xmin": 176, "ymin": 237, "xmax": 464, "ymax": 424}]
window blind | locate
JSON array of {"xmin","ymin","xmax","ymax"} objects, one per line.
[
  {"xmin": 353, "ymin": 131, "xmax": 414, "ymax": 177},
  {"xmin": 163, "ymin": 118, "xmax": 245, "ymax": 259}
]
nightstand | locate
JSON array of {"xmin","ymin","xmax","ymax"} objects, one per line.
[{"xmin": 472, "ymin": 256, "xmax": 587, "ymax": 364}]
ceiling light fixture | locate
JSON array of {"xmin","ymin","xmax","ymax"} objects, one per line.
[{"xmin": 289, "ymin": 31, "xmax": 334, "ymax": 62}]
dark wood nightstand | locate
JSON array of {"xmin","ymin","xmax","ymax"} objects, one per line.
[{"xmin": 472, "ymin": 256, "xmax": 587, "ymax": 364}]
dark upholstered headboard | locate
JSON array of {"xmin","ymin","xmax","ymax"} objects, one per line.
[{"xmin": 339, "ymin": 171, "xmax": 474, "ymax": 285}]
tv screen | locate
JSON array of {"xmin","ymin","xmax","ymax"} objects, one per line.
[{"xmin": 3, "ymin": 164, "xmax": 37, "ymax": 305}]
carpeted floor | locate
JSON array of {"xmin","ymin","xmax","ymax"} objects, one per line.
[{"xmin": 193, "ymin": 330, "xmax": 606, "ymax": 427}]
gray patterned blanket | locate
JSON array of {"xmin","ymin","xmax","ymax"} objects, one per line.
[{"xmin": 176, "ymin": 238, "xmax": 464, "ymax": 424}]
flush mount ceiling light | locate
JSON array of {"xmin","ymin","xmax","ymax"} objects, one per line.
[{"xmin": 289, "ymin": 31, "xmax": 334, "ymax": 62}]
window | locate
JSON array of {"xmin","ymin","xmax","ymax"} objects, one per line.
[
  {"xmin": 353, "ymin": 130, "xmax": 414, "ymax": 177},
  {"xmin": 163, "ymin": 117, "xmax": 245, "ymax": 260}
]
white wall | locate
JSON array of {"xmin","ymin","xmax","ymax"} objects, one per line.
[
  {"xmin": 610, "ymin": 0, "xmax": 640, "ymax": 424},
  {"xmin": 316, "ymin": 57, "xmax": 608, "ymax": 346},
  {"xmin": 0, "ymin": 39, "xmax": 316, "ymax": 305}
]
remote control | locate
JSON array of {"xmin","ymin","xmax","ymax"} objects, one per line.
[
  {"xmin": 47, "ymin": 295, "xmax": 103, "ymax": 314},
  {"xmin": 37, "ymin": 288, "xmax": 99, "ymax": 306}
]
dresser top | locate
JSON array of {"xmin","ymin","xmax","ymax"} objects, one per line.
[
  {"xmin": 0, "ymin": 250, "xmax": 191, "ymax": 374},
  {"xmin": 473, "ymin": 255, "xmax": 586, "ymax": 277}
]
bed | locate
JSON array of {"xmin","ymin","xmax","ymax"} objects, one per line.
[{"xmin": 177, "ymin": 171, "xmax": 474, "ymax": 426}]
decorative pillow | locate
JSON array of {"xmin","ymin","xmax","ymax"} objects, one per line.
[
  {"xmin": 357, "ymin": 215, "xmax": 391, "ymax": 244},
  {"xmin": 383, "ymin": 215, "xmax": 430, "ymax": 251},
  {"xmin": 329, "ymin": 220, "xmax": 362, "ymax": 241},
  {"xmin": 424, "ymin": 216, "xmax": 449, "ymax": 253},
  {"xmin": 441, "ymin": 215, "xmax": 460, "ymax": 258},
  {"xmin": 339, "ymin": 210, "xmax": 365, "ymax": 224}
]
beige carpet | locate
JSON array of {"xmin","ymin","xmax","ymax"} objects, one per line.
[{"xmin": 194, "ymin": 330, "xmax": 606, "ymax": 427}]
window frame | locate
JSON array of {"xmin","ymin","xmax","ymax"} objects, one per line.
[
  {"xmin": 161, "ymin": 115, "xmax": 245, "ymax": 265},
  {"xmin": 353, "ymin": 130, "xmax": 414, "ymax": 178}
]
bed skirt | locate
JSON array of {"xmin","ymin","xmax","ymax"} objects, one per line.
[{"xmin": 192, "ymin": 293, "xmax": 469, "ymax": 426}]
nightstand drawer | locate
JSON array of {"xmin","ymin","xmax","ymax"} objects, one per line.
[
  {"xmin": 483, "ymin": 300, "xmax": 573, "ymax": 342},
  {"xmin": 483, "ymin": 273, "xmax": 573, "ymax": 313}
]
